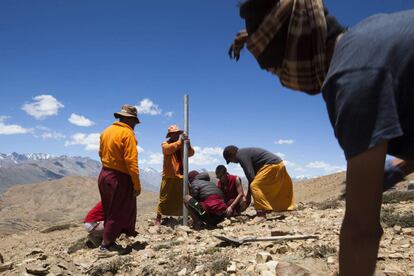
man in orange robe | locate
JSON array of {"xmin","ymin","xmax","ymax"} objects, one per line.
[
  {"xmin": 98, "ymin": 104, "xmax": 141, "ymax": 255},
  {"xmin": 155, "ymin": 125, "xmax": 195, "ymax": 226}
]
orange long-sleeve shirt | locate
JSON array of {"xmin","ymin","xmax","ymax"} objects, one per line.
[
  {"xmin": 99, "ymin": 122, "xmax": 141, "ymax": 193},
  {"xmin": 162, "ymin": 139, "xmax": 195, "ymax": 177}
]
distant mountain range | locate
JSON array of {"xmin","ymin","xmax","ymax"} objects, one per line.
[{"xmin": 0, "ymin": 152, "xmax": 161, "ymax": 193}]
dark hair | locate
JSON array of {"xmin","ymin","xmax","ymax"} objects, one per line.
[
  {"xmin": 188, "ymin": 170, "xmax": 199, "ymax": 183},
  {"xmin": 215, "ymin": 165, "xmax": 227, "ymax": 175},
  {"xmin": 223, "ymin": 145, "xmax": 239, "ymax": 162}
]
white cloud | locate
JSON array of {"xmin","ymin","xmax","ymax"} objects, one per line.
[
  {"xmin": 190, "ymin": 146, "xmax": 223, "ymax": 166},
  {"xmin": 227, "ymin": 163, "xmax": 245, "ymax": 175},
  {"xmin": 306, "ymin": 160, "xmax": 345, "ymax": 173},
  {"xmin": 164, "ymin": 111, "xmax": 173, "ymax": 118},
  {"xmin": 65, "ymin": 133, "xmax": 100, "ymax": 151},
  {"xmin": 141, "ymin": 152, "xmax": 163, "ymax": 165},
  {"xmin": 41, "ymin": 131, "xmax": 65, "ymax": 140},
  {"xmin": 306, "ymin": 161, "xmax": 330, "ymax": 169},
  {"xmin": 135, "ymin": 98, "xmax": 162, "ymax": 116},
  {"xmin": 22, "ymin": 95, "xmax": 64, "ymax": 120},
  {"xmin": 137, "ymin": 146, "xmax": 145, "ymax": 152},
  {"xmin": 68, "ymin": 113, "xmax": 95, "ymax": 127},
  {"xmin": 294, "ymin": 175, "xmax": 314, "ymax": 180},
  {"xmin": 41, "ymin": 132, "xmax": 65, "ymax": 140},
  {"xmin": 283, "ymin": 160, "xmax": 297, "ymax": 167},
  {"xmin": 293, "ymin": 167, "xmax": 306, "ymax": 172},
  {"xmin": 140, "ymin": 146, "xmax": 224, "ymax": 169},
  {"xmin": 33, "ymin": 126, "xmax": 65, "ymax": 140},
  {"xmin": 274, "ymin": 139, "xmax": 295, "ymax": 145},
  {"xmin": 0, "ymin": 116, "xmax": 32, "ymax": 135},
  {"xmin": 275, "ymin": 152, "xmax": 285, "ymax": 158}
]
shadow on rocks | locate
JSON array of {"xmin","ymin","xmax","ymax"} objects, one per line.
[{"xmin": 130, "ymin": 241, "xmax": 148, "ymax": 251}]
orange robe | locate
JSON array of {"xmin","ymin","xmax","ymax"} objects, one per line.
[
  {"xmin": 157, "ymin": 139, "xmax": 194, "ymax": 216},
  {"xmin": 99, "ymin": 121, "xmax": 141, "ymax": 192}
]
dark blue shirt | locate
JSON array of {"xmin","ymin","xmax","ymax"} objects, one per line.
[{"xmin": 322, "ymin": 10, "xmax": 414, "ymax": 160}]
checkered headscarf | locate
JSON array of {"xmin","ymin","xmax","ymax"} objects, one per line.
[{"xmin": 231, "ymin": 0, "xmax": 327, "ymax": 94}]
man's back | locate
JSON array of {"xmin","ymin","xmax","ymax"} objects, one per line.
[
  {"xmin": 323, "ymin": 10, "xmax": 414, "ymax": 160},
  {"xmin": 191, "ymin": 172, "xmax": 224, "ymax": 201},
  {"xmin": 237, "ymin": 147, "xmax": 282, "ymax": 182},
  {"xmin": 99, "ymin": 121, "xmax": 140, "ymax": 192}
]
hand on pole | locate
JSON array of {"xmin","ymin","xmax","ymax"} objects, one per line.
[{"xmin": 181, "ymin": 132, "xmax": 189, "ymax": 141}]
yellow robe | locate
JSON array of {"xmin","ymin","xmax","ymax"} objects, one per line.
[
  {"xmin": 250, "ymin": 163, "xmax": 294, "ymax": 211},
  {"xmin": 157, "ymin": 139, "xmax": 195, "ymax": 216},
  {"xmin": 157, "ymin": 176, "xmax": 184, "ymax": 216}
]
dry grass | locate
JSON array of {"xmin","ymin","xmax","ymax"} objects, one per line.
[
  {"xmin": 303, "ymin": 244, "xmax": 337, "ymax": 258},
  {"xmin": 382, "ymin": 191, "xmax": 414, "ymax": 204},
  {"xmin": 209, "ymin": 256, "xmax": 230, "ymax": 274},
  {"xmin": 381, "ymin": 208, "xmax": 414, "ymax": 228},
  {"xmin": 309, "ymin": 199, "xmax": 341, "ymax": 210},
  {"xmin": 197, "ymin": 247, "xmax": 220, "ymax": 256},
  {"xmin": 152, "ymin": 240, "xmax": 182, "ymax": 251},
  {"xmin": 89, "ymin": 256, "xmax": 132, "ymax": 276}
]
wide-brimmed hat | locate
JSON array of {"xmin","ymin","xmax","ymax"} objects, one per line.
[
  {"xmin": 166, "ymin": 124, "xmax": 183, "ymax": 138},
  {"xmin": 114, "ymin": 104, "xmax": 140, "ymax": 123}
]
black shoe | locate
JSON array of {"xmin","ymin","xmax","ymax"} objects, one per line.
[
  {"xmin": 98, "ymin": 245, "xmax": 117, "ymax": 258},
  {"xmin": 105, "ymin": 242, "xmax": 131, "ymax": 255}
]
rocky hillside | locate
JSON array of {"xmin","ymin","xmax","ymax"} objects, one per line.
[
  {"xmin": 0, "ymin": 176, "xmax": 158, "ymax": 237},
  {"xmin": 0, "ymin": 172, "xmax": 413, "ymax": 275},
  {"xmin": 0, "ymin": 153, "xmax": 162, "ymax": 193}
]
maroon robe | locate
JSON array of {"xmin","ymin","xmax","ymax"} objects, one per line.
[
  {"xmin": 98, "ymin": 168, "xmax": 137, "ymax": 242},
  {"xmin": 217, "ymin": 174, "xmax": 239, "ymax": 206}
]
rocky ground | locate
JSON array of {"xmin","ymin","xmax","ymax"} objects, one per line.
[{"xmin": 1, "ymin": 191, "xmax": 413, "ymax": 276}]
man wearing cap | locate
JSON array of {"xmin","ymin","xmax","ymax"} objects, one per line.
[
  {"xmin": 98, "ymin": 104, "xmax": 141, "ymax": 255},
  {"xmin": 184, "ymin": 170, "xmax": 227, "ymax": 228},
  {"xmin": 155, "ymin": 125, "xmax": 195, "ymax": 226},
  {"xmin": 223, "ymin": 146, "xmax": 294, "ymax": 222}
]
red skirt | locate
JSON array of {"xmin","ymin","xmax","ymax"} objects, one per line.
[
  {"xmin": 201, "ymin": 194, "xmax": 227, "ymax": 215},
  {"xmin": 98, "ymin": 168, "xmax": 137, "ymax": 242}
]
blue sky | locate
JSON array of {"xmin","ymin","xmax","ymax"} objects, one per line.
[{"xmin": 1, "ymin": 0, "xmax": 413, "ymax": 178}]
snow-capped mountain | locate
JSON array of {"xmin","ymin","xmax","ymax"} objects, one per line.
[
  {"xmin": 0, "ymin": 152, "xmax": 56, "ymax": 164},
  {"xmin": 0, "ymin": 152, "xmax": 162, "ymax": 193}
]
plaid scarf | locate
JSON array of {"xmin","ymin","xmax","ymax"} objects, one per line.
[{"xmin": 231, "ymin": 0, "xmax": 327, "ymax": 94}]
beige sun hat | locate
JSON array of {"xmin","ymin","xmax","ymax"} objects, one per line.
[
  {"xmin": 114, "ymin": 104, "xmax": 140, "ymax": 123},
  {"xmin": 166, "ymin": 124, "xmax": 183, "ymax": 138}
]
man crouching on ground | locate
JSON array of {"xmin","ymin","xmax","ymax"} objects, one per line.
[
  {"xmin": 184, "ymin": 170, "xmax": 227, "ymax": 229},
  {"xmin": 215, "ymin": 165, "xmax": 247, "ymax": 216},
  {"xmin": 223, "ymin": 145, "xmax": 294, "ymax": 223}
]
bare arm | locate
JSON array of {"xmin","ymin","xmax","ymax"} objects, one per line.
[
  {"xmin": 339, "ymin": 142, "xmax": 387, "ymax": 276},
  {"xmin": 228, "ymin": 177, "xmax": 245, "ymax": 210}
]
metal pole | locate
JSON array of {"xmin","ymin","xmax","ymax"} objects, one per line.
[{"xmin": 183, "ymin": 94, "xmax": 189, "ymax": 225}]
